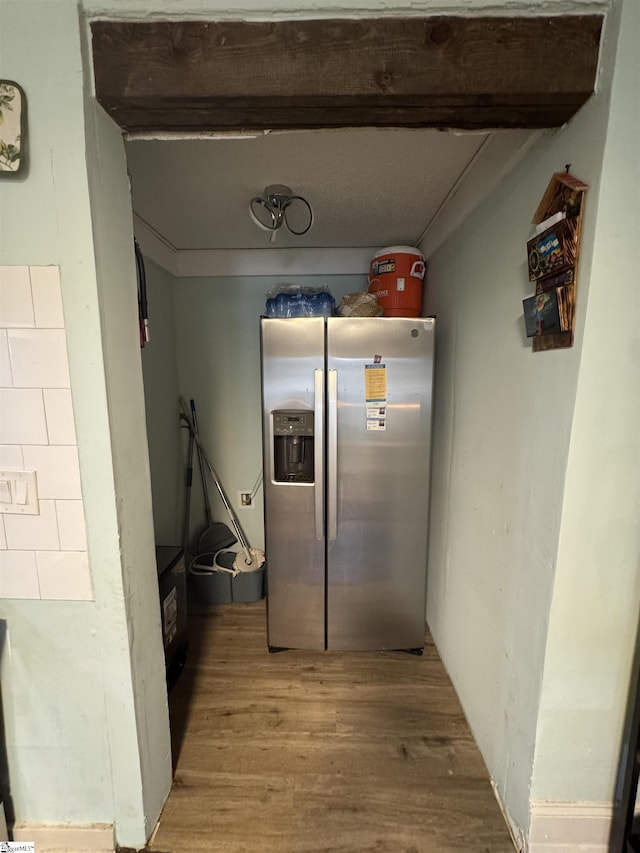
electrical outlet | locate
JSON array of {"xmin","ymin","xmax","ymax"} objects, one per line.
[{"xmin": 238, "ymin": 491, "xmax": 255, "ymax": 509}]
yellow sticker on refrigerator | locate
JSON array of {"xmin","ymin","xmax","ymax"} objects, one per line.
[
  {"xmin": 365, "ymin": 364, "xmax": 387, "ymax": 430},
  {"xmin": 365, "ymin": 364, "xmax": 387, "ymax": 401}
]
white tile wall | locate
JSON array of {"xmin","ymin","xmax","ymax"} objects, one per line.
[
  {"xmin": 0, "ymin": 266, "xmax": 34, "ymax": 328},
  {"xmin": 0, "ymin": 330, "xmax": 12, "ymax": 386},
  {"xmin": 55, "ymin": 500, "xmax": 87, "ymax": 550},
  {"xmin": 22, "ymin": 445, "xmax": 82, "ymax": 499},
  {"xmin": 0, "ymin": 445, "xmax": 24, "ymax": 468},
  {"xmin": 8, "ymin": 329, "xmax": 71, "ymax": 388},
  {"xmin": 0, "ymin": 265, "xmax": 92, "ymax": 601},
  {"xmin": 0, "ymin": 551, "xmax": 40, "ymax": 598},
  {"xmin": 0, "ymin": 389, "xmax": 48, "ymax": 444},
  {"xmin": 4, "ymin": 500, "xmax": 60, "ymax": 551},
  {"xmin": 36, "ymin": 551, "xmax": 92, "ymax": 601},
  {"xmin": 30, "ymin": 266, "xmax": 65, "ymax": 328},
  {"xmin": 43, "ymin": 389, "xmax": 77, "ymax": 444}
]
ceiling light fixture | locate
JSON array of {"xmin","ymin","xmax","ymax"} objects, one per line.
[{"xmin": 249, "ymin": 184, "xmax": 313, "ymax": 243}]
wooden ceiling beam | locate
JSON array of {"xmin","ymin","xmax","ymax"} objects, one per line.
[{"xmin": 91, "ymin": 17, "xmax": 603, "ymax": 132}]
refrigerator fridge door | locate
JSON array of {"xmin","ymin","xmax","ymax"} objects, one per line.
[
  {"xmin": 326, "ymin": 317, "xmax": 435, "ymax": 650},
  {"xmin": 261, "ymin": 317, "xmax": 326, "ymax": 650}
]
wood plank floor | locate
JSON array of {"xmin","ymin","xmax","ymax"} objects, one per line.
[{"xmin": 150, "ymin": 601, "xmax": 515, "ymax": 853}]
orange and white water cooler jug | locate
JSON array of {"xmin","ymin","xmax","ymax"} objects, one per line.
[{"xmin": 368, "ymin": 246, "xmax": 426, "ymax": 317}]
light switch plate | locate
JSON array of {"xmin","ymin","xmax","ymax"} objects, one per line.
[{"xmin": 0, "ymin": 470, "xmax": 39, "ymax": 515}]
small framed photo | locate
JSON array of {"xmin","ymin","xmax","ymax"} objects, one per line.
[
  {"xmin": 526, "ymin": 217, "xmax": 579, "ymax": 282},
  {"xmin": 523, "ymin": 287, "xmax": 571, "ymax": 337},
  {"xmin": 0, "ymin": 81, "xmax": 26, "ymax": 175}
]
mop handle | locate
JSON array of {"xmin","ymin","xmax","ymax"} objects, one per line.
[
  {"xmin": 180, "ymin": 413, "xmax": 195, "ymax": 556},
  {"xmin": 190, "ymin": 398, "xmax": 213, "ymax": 524},
  {"xmin": 179, "ymin": 398, "xmax": 255, "ymax": 567}
]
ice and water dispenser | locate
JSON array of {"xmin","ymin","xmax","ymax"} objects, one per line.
[{"xmin": 272, "ymin": 410, "xmax": 314, "ymax": 483}]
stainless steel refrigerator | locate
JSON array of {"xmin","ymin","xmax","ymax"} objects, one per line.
[{"xmin": 260, "ymin": 316, "xmax": 435, "ymax": 652}]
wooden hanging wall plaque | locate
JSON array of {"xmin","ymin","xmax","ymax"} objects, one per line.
[
  {"xmin": 0, "ymin": 81, "xmax": 25, "ymax": 174},
  {"xmin": 523, "ymin": 171, "xmax": 588, "ymax": 352}
]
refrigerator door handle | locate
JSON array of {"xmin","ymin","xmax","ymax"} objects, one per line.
[
  {"xmin": 314, "ymin": 368, "xmax": 324, "ymax": 541},
  {"xmin": 328, "ymin": 369, "xmax": 338, "ymax": 542}
]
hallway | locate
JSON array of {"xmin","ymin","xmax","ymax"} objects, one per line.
[{"xmin": 149, "ymin": 602, "xmax": 515, "ymax": 852}]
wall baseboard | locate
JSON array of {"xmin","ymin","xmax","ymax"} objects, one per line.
[
  {"xmin": 489, "ymin": 780, "xmax": 527, "ymax": 852},
  {"xmin": 528, "ymin": 800, "xmax": 614, "ymax": 853},
  {"xmin": 12, "ymin": 822, "xmax": 114, "ymax": 852}
]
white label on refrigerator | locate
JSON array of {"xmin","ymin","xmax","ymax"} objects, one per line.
[
  {"xmin": 366, "ymin": 402, "xmax": 387, "ymax": 430},
  {"xmin": 365, "ymin": 364, "xmax": 386, "ymax": 401},
  {"xmin": 366, "ymin": 404, "xmax": 387, "ymax": 419}
]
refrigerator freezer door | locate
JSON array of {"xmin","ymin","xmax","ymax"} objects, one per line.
[
  {"xmin": 326, "ymin": 317, "xmax": 435, "ymax": 650},
  {"xmin": 261, "ymin": 318, "xmax": 326, "ymax": 650}
]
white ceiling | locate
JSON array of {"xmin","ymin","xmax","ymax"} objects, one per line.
[{"xmin": 124, "ymin": 128, "xmax": 493, "ymax": 252}]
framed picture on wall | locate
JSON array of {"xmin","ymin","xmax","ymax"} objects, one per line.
[
  {"xmin": 526, "ymin": 216, "xmax": 580, "ymax": 282},
  {"xmin": 0, "ymin": 81, "xmax": 26, "ymax": 175},
  {"xmin": 523, "ymin": 287, "xmax": 571, "ymax": 337}
]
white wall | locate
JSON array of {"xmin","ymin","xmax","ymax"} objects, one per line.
[
  {"xmin": 0, "ymin": 0, "xmax": 627, "ymax": 847},
  {"xmin": 172, "ymin": 274, "xmax": 366, "ymax": 553},
  {"xmin": 422, "ymin": 0, "xmax": 637, "ymax": 842},
  {"xmin": 0, "ymin": 265, "xmax": 91, "ymax": 600},
  {"xmin": 141, "ymin": 258, "xmax": 183, "ymax": 547},
  {"xmin": 424, "ymin": 144, "xmax": 579, "ymax": 837},
  {"xmin": 83, "ymin": 98, "xmax": 172, "ymax": 842},
  {"xmin": 0, "ymin": 0, "xmax": 118, "ymax": 831},
  {"xmin": 531, "ymin": 0, "xmax": 640, "ymax": 807},
  {"xmin": 0, "ymin": 0, "xmax": 171, "ymax": 845}
]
